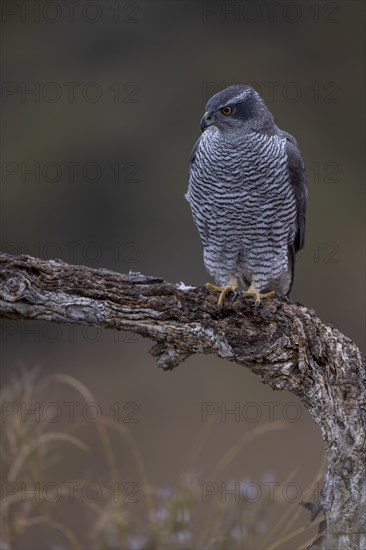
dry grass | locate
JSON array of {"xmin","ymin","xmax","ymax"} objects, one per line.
[{"xmin": 0, "ymin": 368, "xmax": 323, "ymax": 549}]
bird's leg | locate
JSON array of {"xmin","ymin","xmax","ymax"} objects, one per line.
[
  {"xmin": 205, "ymin": 283, "xmax": 224, "ymax": 293},
  {"xmin": 242, "ymin": 283, "xmax": 275, "ymax": 307},
  {"xmin": 206, "ymin": 275, "xmax": 240, "ymax": 311}
]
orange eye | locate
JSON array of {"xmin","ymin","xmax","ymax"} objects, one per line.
[{"xmin": 221, "ymin": 106, "xmax": 233, "ymax": 115}]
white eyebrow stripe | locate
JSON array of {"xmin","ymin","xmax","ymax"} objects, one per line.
[{"xmin": 221, "ymin": 89, "xmax": 250, "ymax": 107}]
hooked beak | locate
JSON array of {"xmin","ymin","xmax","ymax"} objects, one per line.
[{"xmin": 200, "ymin": 111, "xmax": 216, "ymax": 132}]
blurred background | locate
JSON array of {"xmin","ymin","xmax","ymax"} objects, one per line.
[{"xmin": 1, "ymin": 1, "xmax": 364, "ymax": 548}]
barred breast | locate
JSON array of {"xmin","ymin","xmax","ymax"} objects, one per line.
[{"xmin": 186, "ymin": 127, "xmax": 298, "ymax": 293}]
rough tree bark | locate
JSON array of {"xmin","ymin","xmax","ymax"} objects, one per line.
[{"xmin": 0, "ymin": 253, "xmax": 365, "ymax": 549}]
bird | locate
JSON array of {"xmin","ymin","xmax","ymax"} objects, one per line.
[{"xmin": 186, "ymin": 84, "xmax": 307, "ymax": 310}]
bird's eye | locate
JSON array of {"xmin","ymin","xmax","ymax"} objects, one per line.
[{"xmin": 221, "ymin": 106, "xmax": 233, "ymax": 115}]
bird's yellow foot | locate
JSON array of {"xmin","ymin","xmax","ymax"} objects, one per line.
[
  {"xmin": 206, "ymin": 276, "xmax": 240, "ymax": 311},
  {"xmin": 242, "ymin": 285, "xmax": 275, "ymax": 307},
  {"xmin": 205, "ymin": 283, "xmax": 225, "ymax": 293}
]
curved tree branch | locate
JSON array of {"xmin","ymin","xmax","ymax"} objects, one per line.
[{"xmin": 0, "ymin": 253, "xmax": 365, "ymax": 549}]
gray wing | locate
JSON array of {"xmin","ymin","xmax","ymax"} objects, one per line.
[
  {"xmin": 186, "ymin": 135, "xmax": 201, "ymax": 204},
  {"xmin": 282, "ymin": 130, "xmax": 307, "ymax": 252},
  {"xmin": 186, "ymin": 135, "xmax": 209, "ymax": 247},
  {"xmin": 188, "ymin": 135, "xmax": 201, "ymax": 166}
]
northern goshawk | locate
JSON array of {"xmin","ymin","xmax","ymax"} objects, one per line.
[{"xmin": 186, "ymin": 84, "xmax": 307, "ymax": 309}]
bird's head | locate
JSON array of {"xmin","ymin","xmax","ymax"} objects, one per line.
[{"xmin": 200, "ymin": 84, "xmax": 274, "ymax": 134}]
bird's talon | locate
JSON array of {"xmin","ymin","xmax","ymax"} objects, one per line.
[
  {"xmin": 231, "ymin": 288, "xmax": 242, "ymax": 305},
  {"xmin": 243, "ymin": 286, "xmax": 275, "ymax": 307},
  {"xmin": 204, "ymin": 276, "xmax": 239, "ymax": 310}
]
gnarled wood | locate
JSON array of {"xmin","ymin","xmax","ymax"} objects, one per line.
[{"xmin": 0, "ymin": 253, "xmax": 365, "ymax": 549}]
